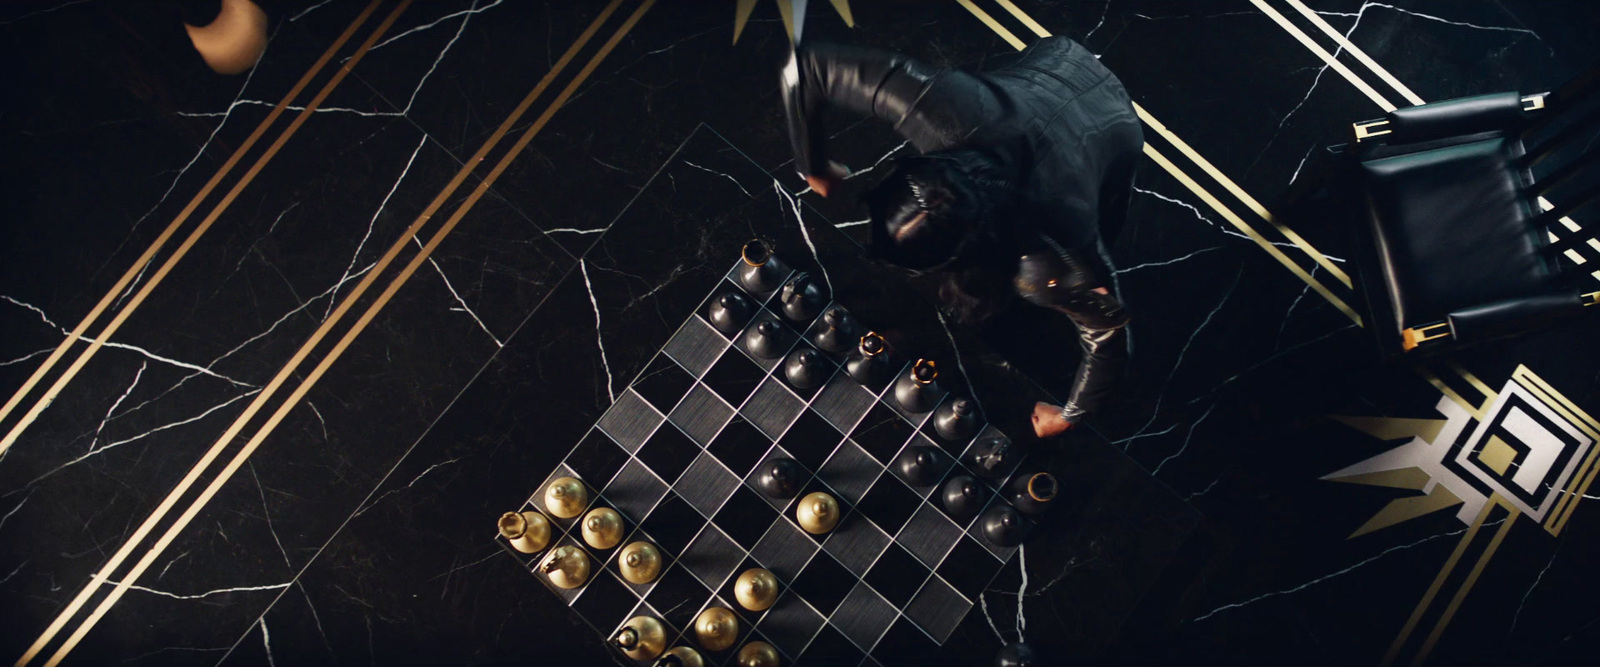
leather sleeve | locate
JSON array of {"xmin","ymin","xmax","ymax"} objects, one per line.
[
  {"xmin": 780, "ymin": 43, "xmax": 942, "ymax": 178},
  {"xmin": 1014, "ymin": 248, "xmax": 1129, "ymax": 420}
]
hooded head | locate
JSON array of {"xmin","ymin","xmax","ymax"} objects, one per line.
[{"xmin": 863, "ymin": 149, "xmax": 1010, "ymax": 274}]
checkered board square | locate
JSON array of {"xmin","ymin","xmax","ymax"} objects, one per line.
[{"xmin": 498, "ymin": 255, "xmax": 1039, "ymax": 664}]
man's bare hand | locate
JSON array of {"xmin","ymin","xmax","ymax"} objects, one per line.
[
  {"xmin": 1032, "ymin": 402, "xmax": 1074, "ymax": 438},
  {"xmin": 805, "ymin": 161, "xmax": 851, "ymax": 197}
]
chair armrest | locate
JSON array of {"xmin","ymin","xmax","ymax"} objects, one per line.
[
  {"xmin": 1446, "ymin": 290, "xmax": 1583, "ymax": 344},
  {"xmin": 1387, "ymin": 92, "xmax": 1525, "ymax": 144}
]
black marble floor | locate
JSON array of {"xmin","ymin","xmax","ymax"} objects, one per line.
[{"xmin": 2, "ymin": 0, "xmax": 1598, "ymax": 665}]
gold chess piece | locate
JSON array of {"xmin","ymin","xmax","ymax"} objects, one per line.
[
  {"xmin": 734, "ymin": 568, "xmax": 778, "ymax": 612},
  {"xmin": 581, "ymin": 507, "xmax": 624, "ymax": 550},
  {"xmin": 795, "ymin": 492, "xmax": 839, "ymax": 534},
  {"xmin": 610, "ymin": 615, "xmax": 667, "ymax": 661},
  {"xmin": 693, "ymin": 606, "xmax": 739, "ymax": 652},
  {"xmin": 497, "ymin": 510, "xmax": 550, "ymax": 554},
  {"xmin": 539, "ymin": 544, "xmax": 589, "ymax": 589},
  {"xmin": 736, "ymin": 641, "xmax": 780, "ymax": 667},
  {"xmin": 544, "ymin": 476, "xmax": 587, "ymax": 518},
  {"xmin": 654, "ymin": 646, "xmax": 704, "ymax": 667},
  {"xmin": 618, "ymin": 541, "xmax": 663, "ymax": 584}
]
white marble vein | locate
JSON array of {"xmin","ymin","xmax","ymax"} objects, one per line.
[
  {"xmin": 157, "ymin": 550, "xmax": 191, "ymax": 580},
  {"xmin": 979, "ymin": 591, "xmax": 1007, "ymax": 643},
  {"xmin": 1275, "ymin": 265, "xmax": 1320, "ymax": 349},
  {"xmin": 410, "ymin": 237, "xmax": 503, "ymax": 347},
  {"xmin": 774, "ymin": 181, "xmax": 834, "ymax": 292},
  {"xmin": 1189, "ymin": 323, "xmax": 1358, "ymax": 404},
  {"xmin": 261, "ymin": 618, "xmax": 276, "ymax": 667},
  {"xmin": 1186, "ymin": 475, "xmax": 1224, "ymax": 501},
  {"xmin": 835, "ymin": 218, "xmax": 870, "ymax": 228},
  {"xmin": 368, "ymin": 0, "xmax": 503, "ymax": 54},
  {"xmin": 542, "ymin": 227, "xmax": 608, "ymax": 235},
  {"xmin": 1113, "ymin": 246, "xmax": 1224, "ymax": 275},
  {"xmin": 0, "ymin": 348, "xmax": 52, "ymax": 368},
  {"xmin": 1508, "ymin": 550, "xmax": 1558, "ymax": 638},
  {"xmin": 250, "ymin": 463, "xmax": 293, "ymax": 569},
  {"xmin": 0, "ymin": 490, "xmax": 32, "ymax": 532},
  {"xmin": 1, "ymin": 295, "xmax": 255, "ymax": 387},
  {"xmin": 1133, "ymin": 188, "xmax": 1338, "ymax": 258},
  {"xmin": 328, "ymin": 133, "xmax": 429, "ymax": 320},
  {"xmin": 0, "ymin": 560, "xmax": 25, "ymax": 586},
  {"xmin": 1318, "ymin": 3, "xmax": 1542, "ymax": 41},
  {"xmin": 794, "ymin": 141, "xmax": 911, "ymax": 196},
  {"xmin": 1083, "ymin": 1, "xmax": 1111, "ymax": 41},
  {"xmin": 1119, "ymin": 267, "xmax": 1243, "ymax": 447},
  {"xmin": 580, "ymin": 260, "xmax": 616, "ymax": 403},
  {"xmin": 23, "ymin": 389, "xmax": 261, "ymax": 489},
  {"xmin": 1192, "ymin": 521, "xmax": 1496, "ymax": 622},
  {"xmin": 1153, "ymin": 401, "xmax": 1217, "ymax": 476},
  {"xmin": 681, "ymin": 160, "xmax": 753, "ymax": 198},
  {"xmin": 1015, "ymin": 545, "xmax": 1028, "ymax": 637},
  {"xmin": 119, "ymin": 581, "xmax": 291, "ymax": 600},
  {"xmin": 299, "ymin": 580, "xmax": 333, "ymax": 653},
  {"xmin": 935, "ymin": 310, "xmax": 985, "ymax": 415},
  {"xmin": 289, "ymin": 0, "xmax": 334, "ymax": 22},
  {"xmin": 91, "ymin": 362, "xmax": 146, "ymax": 451},
  {"xmin": 0, "ymin": 0, "xmax": 90, "ymax": 26}
]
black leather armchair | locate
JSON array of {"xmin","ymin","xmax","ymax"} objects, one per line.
[{"xmin": 1343, "ymin": 66, "xmax": 1600, "ymax": 355}]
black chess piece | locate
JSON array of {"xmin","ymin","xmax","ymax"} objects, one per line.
[
  {"xmin": 1008, "ymin": 472, "xmax": 1058, "ymax": 515},
  {"xmin": 737, "ymin": 239, "xmax": 788, "ymax": 293},
  {"xmin": 845, "ymin": 332, "xmax": 893, "ymax": 386},
  {"xmin": 812, "ymin": 307, "xmax": 856, "ymax": 353},
  {"xmin": 754, "ymin": 458, "xmax": 804, "ymax": 499},
  {"xmin": 979, "ymin": 504, "xmax": 1024, "ymax": 547},
  {"xmin": 892, "ymin": 359, "xmax": 942, "ymax": 413},
  {"xmin": 932, "ymin": 397, "xmax": 980, "ymax": 442},
  {"xmin": 940, "ymin": 475, "xmax": 987, "ymax": 521},
  {"xmin": 995, "ymin": 641, "xmax": 1038, "ymax": 667},
  {"xmin": 969, "ymin": 436, "xmax": 1017, "ymax": 481},
  {"xmin": 894, "ymin": 445, "xmax": 942, "ymax": 487},
  {"xmin": 783, "ymin": 348, "xmax": 827, "ymax": 389},
  {"xmin": 707, "ymin": 292, "xmax": 752, "ymax": 335},
  {"xmin": 745, "ymin": 320, "xmax": 788, "ymax": 359},
  {"xmin": 778, "ymin": 272, "xmax": 826, "ymax": 322}
]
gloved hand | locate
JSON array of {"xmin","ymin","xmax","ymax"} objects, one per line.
[{"xmin": 804, "ymin": 160, "xmax": 851, "ymax": 197}]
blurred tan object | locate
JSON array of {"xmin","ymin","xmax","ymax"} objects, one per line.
[
  {"xmin": 618, "ymin": 541, "xmax": 662, "ymax": 584},
  {"xmin": 795, "ymin": 492, "xmax": 839, "ymax": 534},
  {"xmin": 184, "ymin": 0, "xmax": 268, "ymax": 75},
  {"xmin": 545, "ymin": 476, "xmax": 587, "ymax": 518},
  {"xmin": 610, "ymin": 615, "xmax": 667, "ymax": 661},
  {"xmin": 655, "ymin": 646, "xmax": 704, "ymax": 667},
  {"xmin": 734, "ymin": 568, "xmax": 778, "ymax": 612},
  {"xmin": 581, "ymin": 507, "xmax": 623, "ymax": 549},
  {"xmin": 497, "ymin": 511, "xmax": 550, "ymax": 554}
]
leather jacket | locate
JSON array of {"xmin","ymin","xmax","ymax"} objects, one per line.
[{"xmin": 781, "ymin": 36, "xmax": 1142, "ymax": 421}]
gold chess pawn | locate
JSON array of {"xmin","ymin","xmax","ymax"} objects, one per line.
[
  {"xmin": 736, "ymin": 641, "xmax": 780, "ymax": 667},
  {"xmin": 539, "ymin": 544, "xmax": 589, "ymax": 589},
  {"xmin": 497, "ymin": 510, "xmax": 549, "ymax": 554},
  {"xmin": 795, "ymin": 492, "xmax": 839, "ymax": 534},
  {"xmin": 618, "ymin": 541, "xmax": 662, "ymax": 584},
  {"xmin": 654, "ymin": 646, "xmax": 704, "ymax": 667},
  {"xmin": 581, "ymin": 507, "xmax": 624, "ymax": 550},
  {"xmin": 610, "ymin": 615, "xmax": 667, "ymax": 661},
  {"xmin": 693, "ymin": 606, "xmax": 739, "ymax": 652},
  {"xmin": 544, "ymin": 476, "xmax": 588, "ymax": 518},
  {"xmin": 734, "ymin": 568, "xmax": 778, "ymax": 612}
]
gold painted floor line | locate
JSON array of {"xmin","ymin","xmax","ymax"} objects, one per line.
[
  {"xmin": 1283, "ymin": 0, "xmax": 1424, "ymax": 105},
  {"xmin": 1413, "ymin": 510, "xmax": 1519, "ymax": 665},
  {"xmin": 0, "ymin": 0, "xmax": 385, "ymax": 452},
  {"xmin": 1380, "ymin": 499, "xmax": 1498, "ymax": 666},
  {"xmin": 24, "ymin": 2, "xmax": 647, "ymax": 665},
  {"xmin": 1248, "ymin": 0, "xmax": 1396, "ymax": 111},
  {"xmin": 12, "ymin": 1, "xmax": 413, "ymax": 663}
]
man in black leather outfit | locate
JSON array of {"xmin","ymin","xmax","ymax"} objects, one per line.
[{"xmin": 780, "ymin": 36, "xmax": 1143, "ymax": 438}]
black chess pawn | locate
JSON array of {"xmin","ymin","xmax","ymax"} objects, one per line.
[
  {"xmin": 979, "ymin": 504, "xmax": 1025, "ymax": 547},
  {"xmin": 812, "ymin": 307, "xmax": 856, "ymax": 353},
  {"xmin": 745, "ymin": 320, "xmax": 788, "ymax": 359},
  {"xmin": 969, "ymin": 436, "xmax": 1017, "ymax": 481},
  {"xmin": 892, "ymin": 359, "xmax": 943, "ymax": 413},
  {"xmin": 707, "ymin": 292, "xmax": 752, "ymax": 335},
  {"xmin": 894, "ymin": 445, "xmax": 942, "ymax": 487},
  {"xmin": 932, "ymin": 397, "xmax": 980, "ymax": 442},
  {"xmin": 737, "ymin": 239, "xmax": 788, "ymax": 293},
  {"xmin": 1007, "ymin": 472, "xmax": 1058, "ymax": 515},
  {"xmin": 754, "ymin": 457, "xmax": 804, "ymax": 499},
  {"xmin": 845, "ymin": 332, "xmax": 894, "ymax": 386},
  {"xmin": 778, "ymin": 272, "xmax": 826, "ymax": 322},
  {"xmin": 783, "ymin": 348, "xmax": 828, "ymax": 389},
  {"xmin": 995, "ymin": 641, "xmax": 1038, "ymax": 667},
  {"xmin": 941, "ymin": 475, "xmax": 987, "ymax": 521}
]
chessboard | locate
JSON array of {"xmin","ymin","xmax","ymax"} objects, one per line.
[{"xmin": 496, "ymin": 249, "xmax": 1038, "ymax": 666}]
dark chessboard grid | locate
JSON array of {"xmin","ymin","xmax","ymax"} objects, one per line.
[{"xmin": 495, "ymin": 255, "xmax": 1035, "ymax": 666}]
